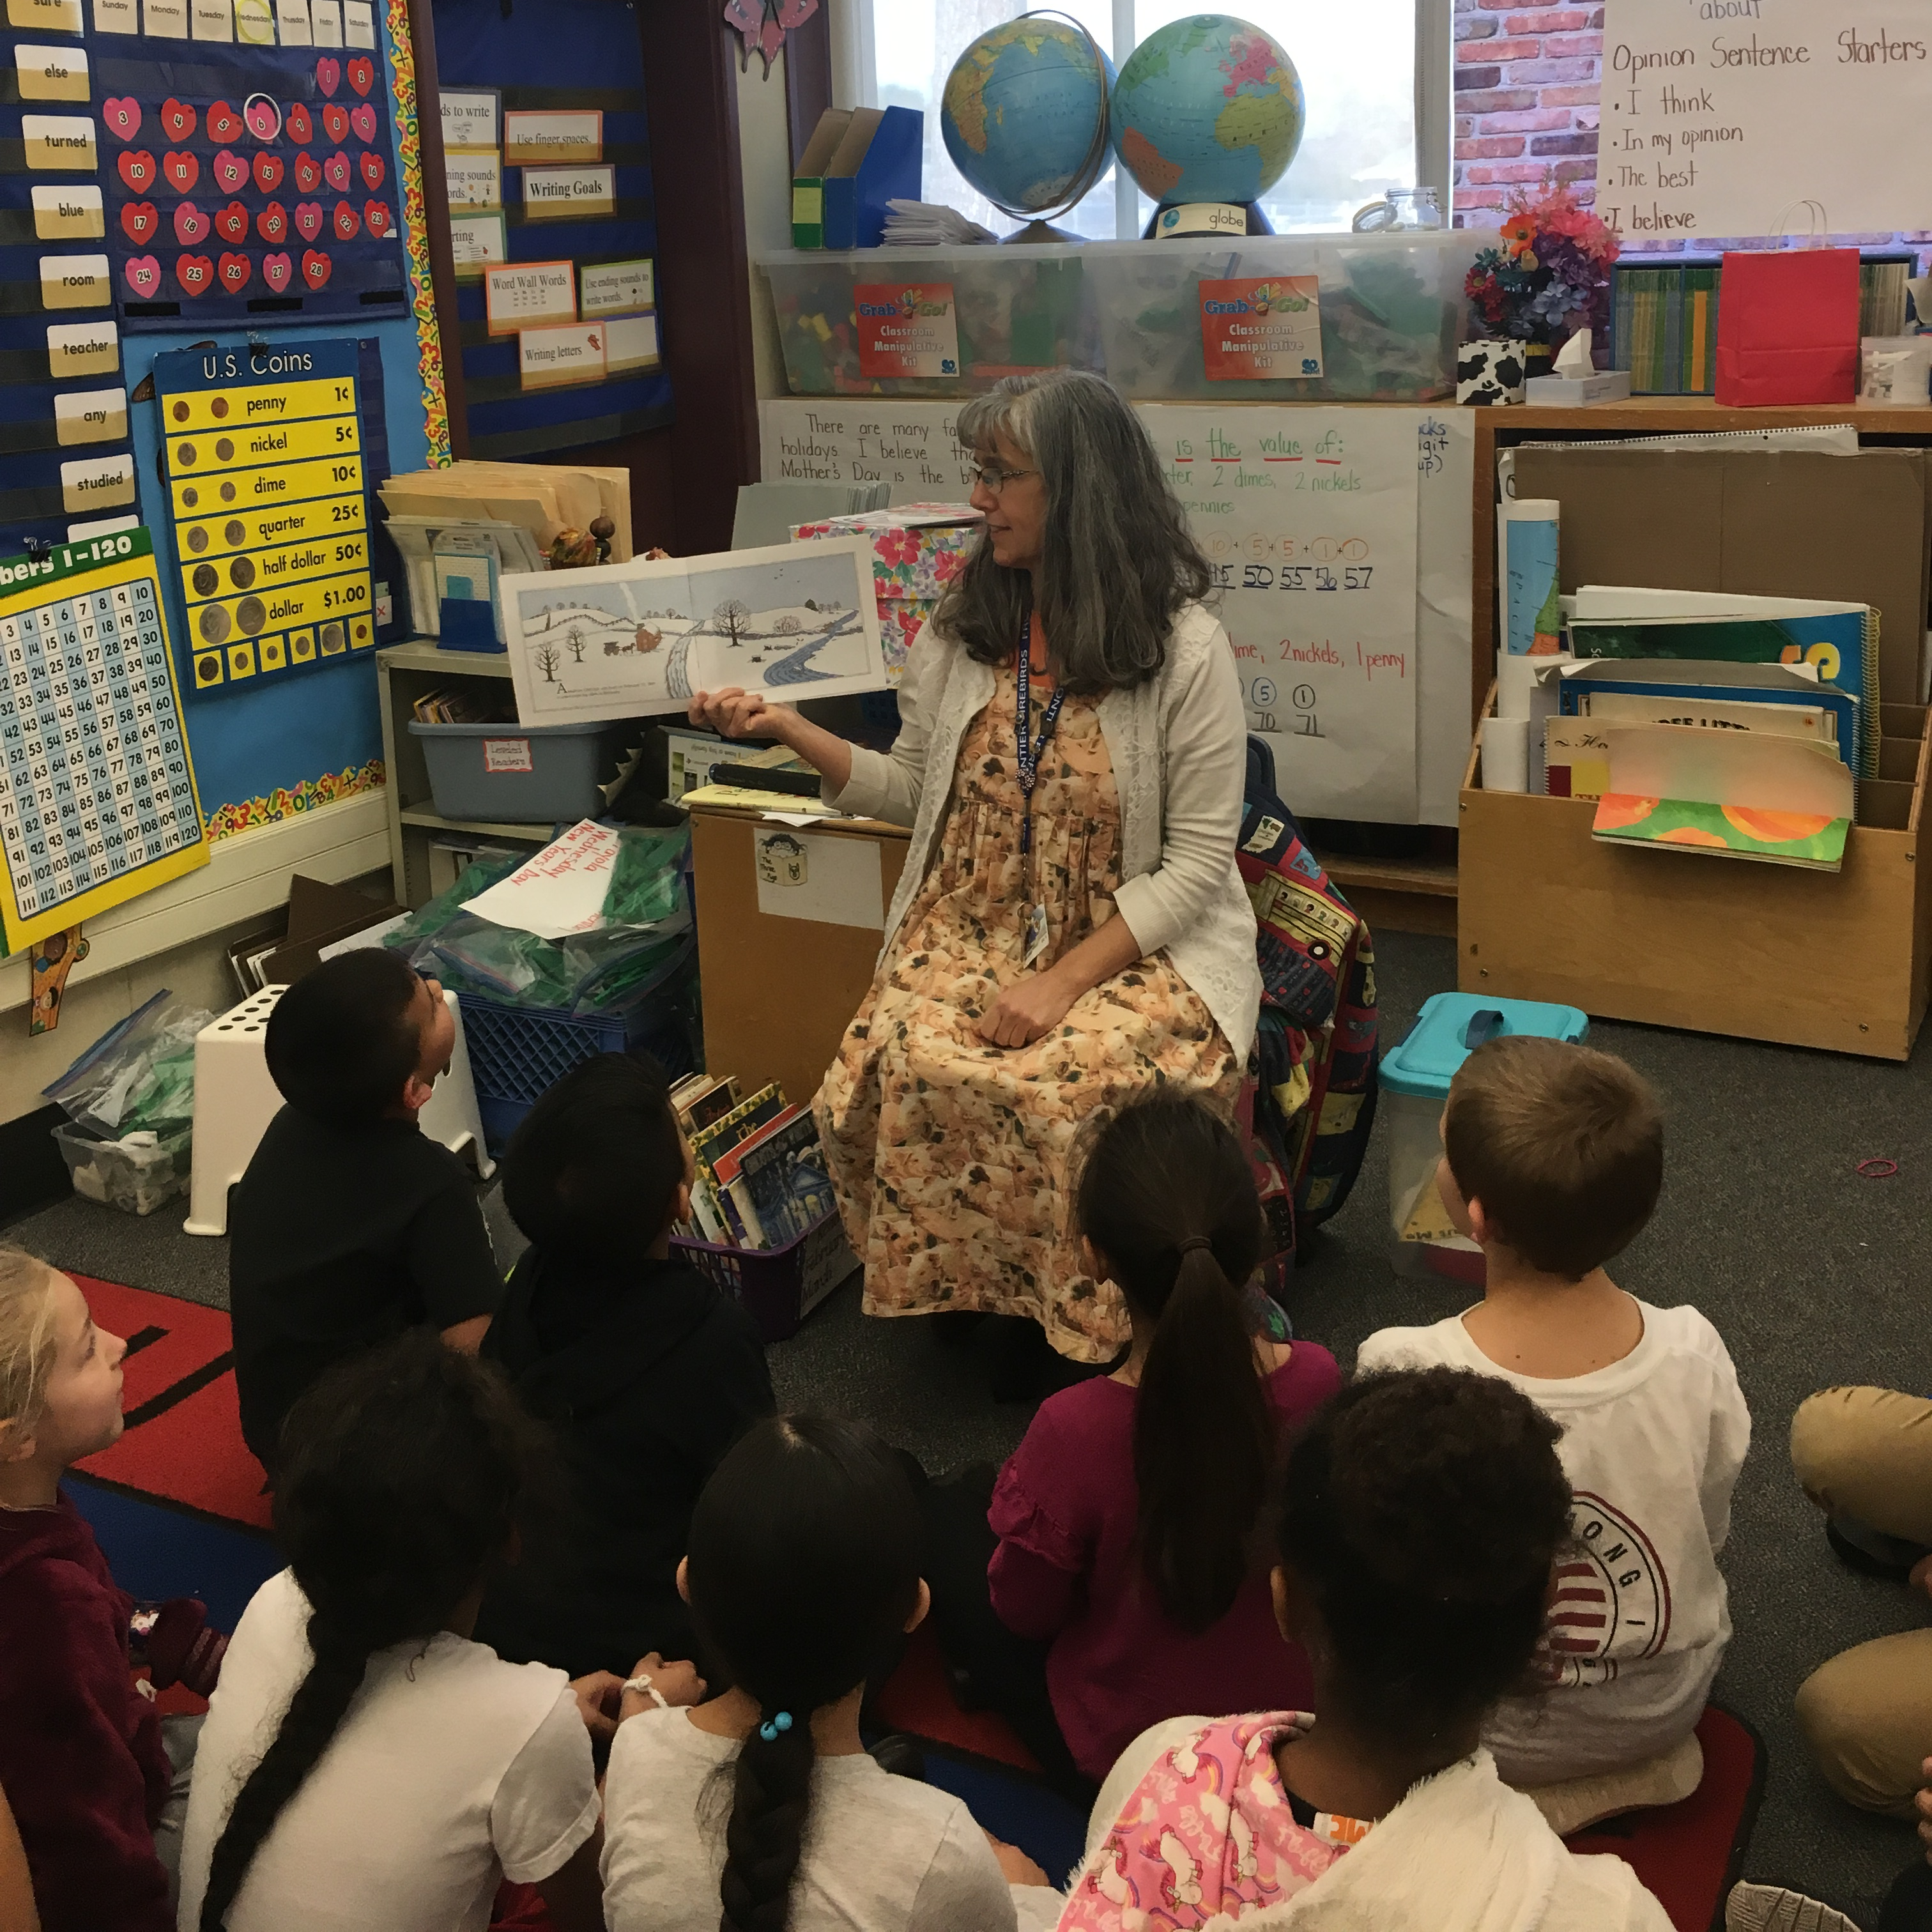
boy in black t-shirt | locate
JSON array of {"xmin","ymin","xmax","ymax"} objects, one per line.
[
  {"xmin": 228, "ymin": 949, "xmax": 503, "ymax": 1472},
  {"xmin": 473, "ymin": 1053, "xmax": 774, "ymax": 1678}
]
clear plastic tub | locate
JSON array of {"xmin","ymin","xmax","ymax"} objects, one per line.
[
  {"xmin": 759, "ymin": 243, "xmax": 1106, "ymax": 397},
  {"xmin": 408, "ymin": 720, "xmax": 640, "ymax": 825},
  {"xmin": 52, "ymin": 1123, "xmax": 192, "ymax": 1216},
  {"xmin": 1379, "ymin": 992, "xmax": 1590, "ymax": 1281},
  {"xmin": 1085, "ymin": 230, "xmax": 1484, "ymax": 402},
  {"xmin": 758, "ymin": 231, "xmax": 1482, "ymax": 401}
]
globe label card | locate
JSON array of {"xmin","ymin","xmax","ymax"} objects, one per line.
[
  {"xmin": 855, "ymin": 282, "xmax": 960, "ymax": 380},
  {"xmin": 1199, "ymin": 277, "xmax": 1323, "ymax": 382}
]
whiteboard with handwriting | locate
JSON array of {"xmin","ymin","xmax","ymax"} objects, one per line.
[
  {"xmin": 759, "ymin": 399, "xmax": 1473, "ymax": 825},
  {"xmin": 1597, "ymin": 0, "xmax": 1932, "ymax": 239},
  {"xmin": 1139, "ymin": 407, "xmax": 1418, "ymax": 820}
]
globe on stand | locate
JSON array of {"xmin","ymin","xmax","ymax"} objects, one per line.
[
  {"xmin": 941, "ymin": 12, "xmax": 1116, "ymax": 244},
  {"xmin": 1110, "ymin": 14, "xmax": 1305, "ymax": 238}
]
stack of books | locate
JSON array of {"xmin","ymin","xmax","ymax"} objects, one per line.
[
  {"xmin": 1610, "ymin": 252, "xmax": 1916, "ymax": 395},
  {"xmin": 670, "ymin": 1073, "xmax": 838, "ymax": 1252},
  {"xmin": 411, "ymin": 687, "xmax": 513, "ymax": 726}
]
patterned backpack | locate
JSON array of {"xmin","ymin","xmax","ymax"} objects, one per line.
[{"xmin": 1237, "ymin": 737, "xmax": 1379, "ymax": 1284}]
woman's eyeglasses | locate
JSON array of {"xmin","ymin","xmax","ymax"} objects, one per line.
[{"xmin": 968, "ymin": 460, "xmax": 1038, "ymax": 494}]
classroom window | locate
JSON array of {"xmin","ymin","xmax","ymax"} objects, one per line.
[{"xmin": 859, "ymin": 0, "xmax": 1428, "ymax": 241}]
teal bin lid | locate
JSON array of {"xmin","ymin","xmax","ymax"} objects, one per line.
[{"xmin": 1378, "ymin": 992, "xmax": 1590, "ymax": 1100}]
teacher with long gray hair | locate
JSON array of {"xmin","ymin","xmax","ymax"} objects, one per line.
[{"xmin": 689, "ymin": 369, "xmax": 1260, "ymax": 1389}]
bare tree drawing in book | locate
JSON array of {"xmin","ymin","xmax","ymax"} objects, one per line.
[{"xmin": 502, "ymin": 537, "xmax": 888, "ymax": 728}]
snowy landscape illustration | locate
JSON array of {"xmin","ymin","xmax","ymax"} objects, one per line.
[{"xmin": 503, "ymin": 539, "xmax": 885, "ymax": 726}]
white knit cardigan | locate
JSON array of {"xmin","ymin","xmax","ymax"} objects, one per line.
[{"xmin": 827, "ymin": 600, "xmax": 1263, "ymax": 1063}]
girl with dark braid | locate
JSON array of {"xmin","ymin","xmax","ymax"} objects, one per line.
[
  {"xmin": 599, "ymin": 1415, "xmax": 1063, "ymax": 1931},
  {"xmin": 177, "ymin": 1331, "xmax": 703, "ymax": 1931}
]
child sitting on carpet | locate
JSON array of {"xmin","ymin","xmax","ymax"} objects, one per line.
[
  {"xmin": 228, "ymin": 949, "xmax": 504, "ymax": 1472},
  {"xmin": 178, "ymin": 1330, "xmax": 690, "ymax": 1932},
  {"xmin": 1358, "ymin": 1037, "xmax": 1750, "ymax": 1805},
  {"xmin": 473, "ymin": 1052, "xmax": 775, "ymax": 1678},
  {"xmin": 0, "ymin": 1248, "xmax": 224, "ymax": 1932},
  {"xmin": 599, "ymin": 1414, "xmax": 1062, "ymax": 1932},
  {"xmin": 1063, "ymin": 1367, "xmax": 1674, "ymax": 1930},
  {"xmin": 926, "ymin": 1089, "xmax": 1340, "ymax": 1790}
]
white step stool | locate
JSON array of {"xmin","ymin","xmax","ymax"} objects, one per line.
[{"xmin": 183, "ymin": 985, "xmax": 494, "ymax": 1238}]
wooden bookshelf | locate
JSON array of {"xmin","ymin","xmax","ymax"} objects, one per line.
[{"xmin": 1470, "ymin": 397, "xmax": 1932, "ymax": 725}]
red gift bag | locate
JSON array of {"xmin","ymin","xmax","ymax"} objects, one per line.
[{"xmin": 1715, "ymin": 247, "xmax": 1861, "ymax": 406}]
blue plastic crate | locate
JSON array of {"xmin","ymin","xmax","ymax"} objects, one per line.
[{"xmin": 459, "ymin": 991, "xmax": 699, "ymax": 1153}]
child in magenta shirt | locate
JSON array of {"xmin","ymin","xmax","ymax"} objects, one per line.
[{"xmin": 933, "ymin": 1090, "xmax": 1340, "ymax": 1789}]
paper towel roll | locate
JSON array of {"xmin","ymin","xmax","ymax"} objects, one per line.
[
  {"xmin": 1482, "ymin": 715, "xmax": 1531, "ymax": 793},
  {"xmin": 1501, "ymin": 498, "xmax": 1561, "ymax": 658},
  {"xmin": 1498, "ymin": 649, "xmax": 1574, "ymax": 719}
]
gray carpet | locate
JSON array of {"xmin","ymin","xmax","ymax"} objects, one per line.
[{"xmin": 9, "ymin": 926, "xmax": 1928, "ymax": 1920}]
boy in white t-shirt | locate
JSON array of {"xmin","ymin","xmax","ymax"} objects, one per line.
[{"xmin": 1358, "ymin": 1036, "xmax": 1750, "ymax": 1796}]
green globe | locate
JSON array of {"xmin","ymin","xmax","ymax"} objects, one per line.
[
  {"xmin": 941, "ymin": 16, "xmax": 1116, "ymax": 221},
  {"xmin": 1112, "ymin": 13, "xmax": 1305, "ymax": 210}
]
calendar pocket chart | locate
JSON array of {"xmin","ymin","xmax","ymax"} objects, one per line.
[
  {"xmin": 154, "ymin": 335, "xmax": 378, "ymax": 694},
  {"xmin": 92, "ymin": 39, "xmax": 405, "ymax": 328},
  {"xmin": 0, "ymin": 527, "xmax": 208, "ymax": 954}
]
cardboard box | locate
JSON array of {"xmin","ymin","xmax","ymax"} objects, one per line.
[
  {"xmin": 791, "ymin": 504, "xmax": 981, "ymax": 683},
  {"xmin": 689, "ymin": 805, "xmax": 910, "ymax": 1109},
  {"xmin": 1459, "ymin": 693, "xmax": 1931, "ymax": 1059},
  {"xmin": 1511, "ymin": 446, "xmax": 1932, "ymax": 705}
]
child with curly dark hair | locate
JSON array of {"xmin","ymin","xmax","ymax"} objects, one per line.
[
  {"xmin": 1062, "ymin": 1367, "xmax": 1674, "ymax": 1930},
  {"xmin": 599, "ymin": 1414, "xmax": 1062, "ymax": 1932},
  {"xmin": 1358, "ymin": 1037, "xmax": 1749, "ymax": 1818},
  {"xmin": 176, "ymin": 1331, "xmax": 704, "ymax": 1932}
]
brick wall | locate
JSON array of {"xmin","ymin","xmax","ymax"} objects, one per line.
[{"xmin": 1452, "ymin": 0, "xmax": 1602, "ymax": 227}]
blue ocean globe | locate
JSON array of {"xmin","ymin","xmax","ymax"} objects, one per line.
[
  {"xmin": 941, "ymin": 15, "xmax": 1116, "ymax": 221},
  {"xmin": 1111, "ymin": 13, "xmax": 1305, "ymax": 210}
]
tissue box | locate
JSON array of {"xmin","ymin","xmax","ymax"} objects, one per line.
[
  {"xmin": 791, "ymin": 505, "xmax": 983, "ymax": 682},
  {"xmin": 1525, "ymin": 370, "xmax": 1633, "ymax": 406}
]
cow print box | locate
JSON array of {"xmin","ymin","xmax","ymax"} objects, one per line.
[{"xmin": 1456, "ymin": 338, "xmax": 1528, "ymax": 406}]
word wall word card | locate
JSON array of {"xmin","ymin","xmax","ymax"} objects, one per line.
[
  {"xmin": 0, "ymin": 528, "xmax": 207, "ymax": 954},
  {"xmin": 154, "ymin": 337, "xmax": 376, "ymax": 693}
]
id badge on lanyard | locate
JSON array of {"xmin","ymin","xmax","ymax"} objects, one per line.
[{"xmin": 1016, "ymin": 617, "xmax": 1063, "ymax": 970}]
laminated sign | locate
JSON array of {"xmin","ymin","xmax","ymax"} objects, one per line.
[
  {"xmin": 855, "ymin": 282, "xmax": 960, "ymax": 379},
  {"xmin": 1199, "ymin": 277, "xmax": 1323, "ymax": 381}
]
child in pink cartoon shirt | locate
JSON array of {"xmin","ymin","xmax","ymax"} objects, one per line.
[{"xmin": 1061, "ymin": 1369, "xmax": 1675, "ymax": 1932}]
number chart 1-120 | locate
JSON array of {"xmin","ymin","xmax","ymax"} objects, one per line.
[
  {"xmin": 153, "ymin": 339, "xmax": 379, "ymax": 698},
  {"xmin": 0, "ymin": 530, "xmax": 208, "ymax": 955}
]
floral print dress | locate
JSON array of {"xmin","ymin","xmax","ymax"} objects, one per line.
[{"xmin": 814, "ymin": 663, "xmax": 1239, "ymax": 1362}]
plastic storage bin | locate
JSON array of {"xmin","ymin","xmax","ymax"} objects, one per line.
[
  {"xmin": 408, "ymin": 720, "xmax": 640, "ymax": 825},
  {"xmin": 459, "ymin": 978, "xmax": 700, "ymax": 1153},
  {"xmin": 1085, "ymin": 231, "xmax": 1484, "ymax": 402},
  {"xmin": 1379, "ymin": 992, "xmax": 1590, "ymax": 1281},
  {"xmin": 52, "ymin": 1123, "xmax": 192, "ymax": 1216},
  {"xmin": 673, "ymin": 1208, "xmax": 859, "ymax": 1343},
  {"xmin": 759, "ymin": 244, "xmax": 1105, "ymax": 397}
]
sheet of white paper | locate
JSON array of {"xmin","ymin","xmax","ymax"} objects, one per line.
[
  {"xmin": 316, "ymin": 913, "xmax": 409, "ymax": 960},
  {"xmin": 1140, "ymin": 406, "xmax": 1422, "ymax": 821},
  {"xmin": 753, "ymin": 829, "xmax": 884, "ymax": 929},
  {"xmin": 761, "ymin": 810, "xmax": 836, "ymax": 827},
  {"xmin": 1414, "ymin": 410, "xmax": 1475, "ymax": 825},
  {"xmin": 1597, "ymin": 0, "xmax": 1932, "ymax": 240},
  {"xmin": 462, "ymin": 819, "xmax": 620, "ymax": 939},
  {"xmin": 503, "ymin": 535, "xmax": 888, "ymax": 728}
]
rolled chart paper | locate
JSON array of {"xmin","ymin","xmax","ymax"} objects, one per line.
[
  {"xmin": 1501, "ymin": 497, "xmax": 1561, "ymax": 658},
  {"xmin": 1481, "ymin": 714, "xmax": 1530, "ymax": 793},
  {"xmin": 1498, "ymin": 648, "xmax": 1574, "ymax": 720}
]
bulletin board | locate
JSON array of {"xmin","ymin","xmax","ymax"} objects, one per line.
[
  {"xmin": 2, "ymin": 0, "xmax": 442, "ymax": 850},
  {"xmin": 431, "ymin": 0, "xmax": 671, "ymax": 459}
]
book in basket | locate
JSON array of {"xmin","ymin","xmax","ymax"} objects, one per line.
[
  {"xmin": 689, "ymin": 1082, "xmax": 785, "ymax": 1245},
  {"xmin": 718, "ymin": 1106, "xmax": 835, "ymax": 1250}
]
